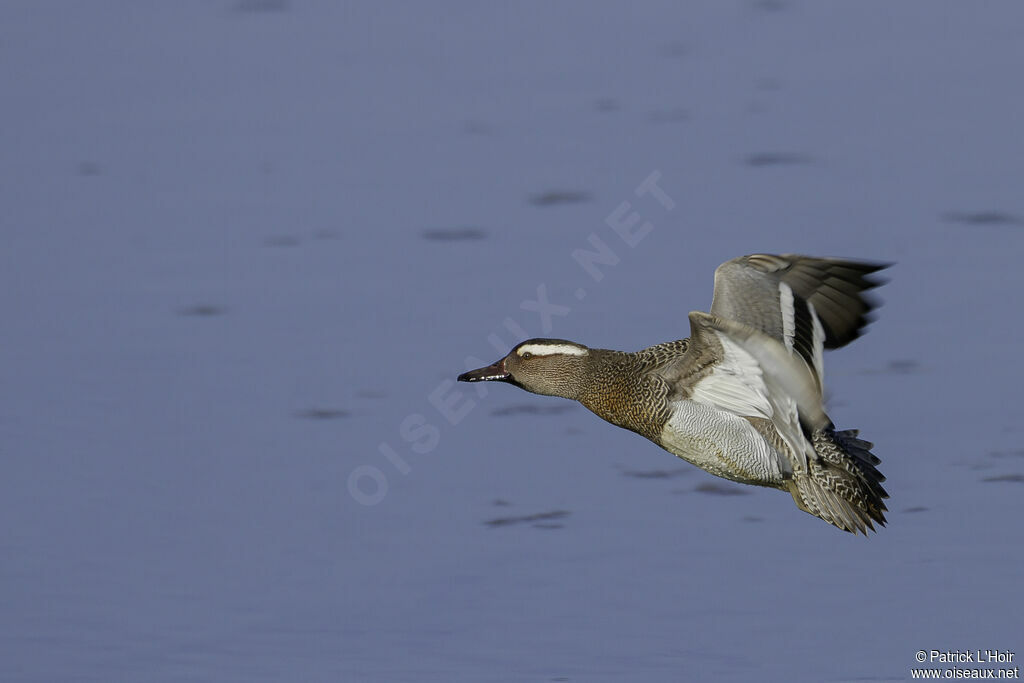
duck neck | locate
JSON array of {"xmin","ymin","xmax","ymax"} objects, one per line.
[{"xmin": 575, "ymin": 349, "xmax": 668, "ymax": 441}]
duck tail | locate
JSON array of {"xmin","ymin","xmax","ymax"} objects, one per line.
[{"xmin": 787, "ymin": 427, "xmax": 889, "ymax": 535}]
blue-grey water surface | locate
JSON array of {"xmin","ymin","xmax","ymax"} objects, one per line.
[{"xmin": 2, "ymin": 2, "xmax": 1023, "ymax": 681}]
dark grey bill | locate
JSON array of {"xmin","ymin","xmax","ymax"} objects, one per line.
[{"xmin": 457, "ymin": 360, "xmax": 509, "ymax": 383}]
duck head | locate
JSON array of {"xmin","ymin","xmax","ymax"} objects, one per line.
[{"xmin": 457, "ymin": 339, "xmax": 591, "ymax": 399}]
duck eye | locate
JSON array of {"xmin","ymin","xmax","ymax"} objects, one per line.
[{"xmin": 521, "ymin": 351, "xmax": 533, "ymax": 360}]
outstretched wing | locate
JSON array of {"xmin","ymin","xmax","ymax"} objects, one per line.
[
  {"xmin": 709, "ymin": 254, "xmax": 888, "ymax": 389},
  {"xmin": 667, "ymin": 311, "xmax": 830, "ymax": 472}
]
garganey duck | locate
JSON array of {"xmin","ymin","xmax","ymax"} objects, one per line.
[{"xmin": 458, "ymin": 254, "xmax": 889, "ymax": 534}]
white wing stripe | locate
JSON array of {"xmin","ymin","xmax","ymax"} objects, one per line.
[{"xmin": 779, "ymin": 281, "xmax": 795, "ymax": 352}]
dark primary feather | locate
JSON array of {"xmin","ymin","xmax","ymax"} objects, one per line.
[{"xmin": 710, "ymin": 253, "xmax": 889, "ymax": 351}]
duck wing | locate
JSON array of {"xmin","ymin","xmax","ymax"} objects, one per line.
[
  {"xmin": 665, "ymin": 311, "xmax": 829, "ymax": 473},
  {"xmin": 708, "ymin": 254, "xmax": 888, "ymax": 391}
]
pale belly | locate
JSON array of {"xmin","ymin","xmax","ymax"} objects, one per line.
[{"xmin": 658, "ymin": 400, "xmax": 786, "ymax": 487}]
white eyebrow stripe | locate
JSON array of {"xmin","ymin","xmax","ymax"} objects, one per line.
[{"xmin": 517, "ymin": 343, "xmax": 588, "ymax": 357}]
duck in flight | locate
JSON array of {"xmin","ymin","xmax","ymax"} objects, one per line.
[{"xmin": 458, "ymin": 254, "xmax": 889, "ymax": 534}]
